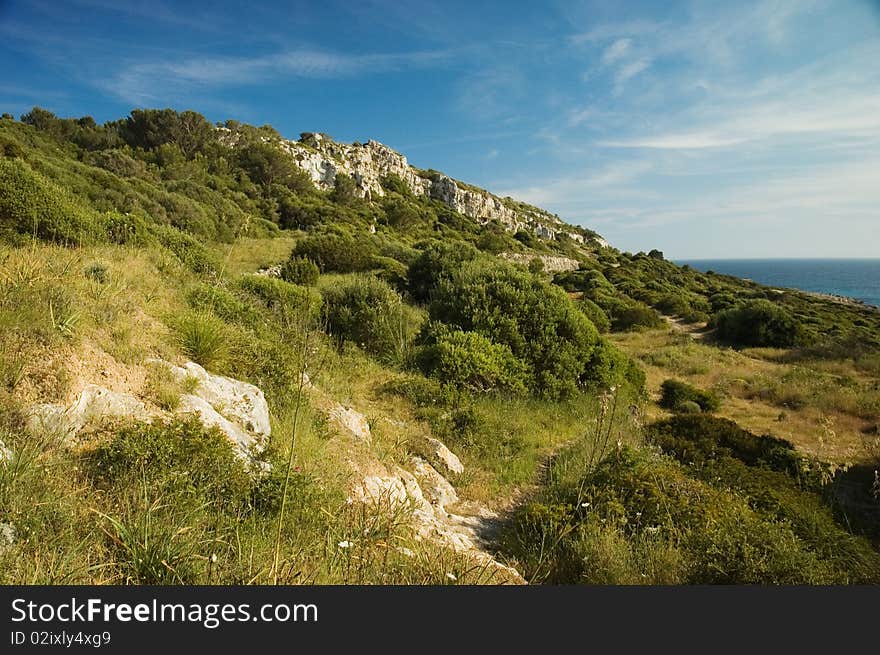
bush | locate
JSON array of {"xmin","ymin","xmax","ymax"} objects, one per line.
[
  {"xmin": 237, "ymin": 275, "xmax": 321, "ymax": 321},
  {"xmin": 321, "ymin": 275, "xmax": 409, "ymax": 359},
  {"xmin": 152, "ymin": 224, "xmax": 219, "ymax": 274},
  {"xmin": 578, "ymin": 298, "xmax": 611, "ymax": 334},
  {"xmin": 280, "ymin": 256, "xmax": 320, "ymax": 286},
  {"xmin": 713, "ymin": 299, "xmax": 802, "ymax": 347},
  {"xmin": 428, "ymin": 259, "xmax": 614, "ymax": 398},
  {"xmin": 659, "ymin": 379, "xmax": 720, "ymax": 413},
  {"xmin": 86, "ymin": 417, "xmax": 252, "ymax": 505},
  {"xmin": 293, "ymin": 231, "xmax": 375, "ymax": 273},
  {"xmin": 418, "ymin": 329, "xmax": 528, "ymax": 395},
  {"xmin": 0, "ymin": 158, "xmax": 105, "ymax": 245},
  {"xmin": 610, "ymin": 303, "xmax": 664, "ymax": 332},
  {"xmin": 407, "ymin": 240, "xmax": 480, "ymax": 303}
]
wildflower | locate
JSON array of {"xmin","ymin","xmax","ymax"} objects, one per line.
[
  {"xmin": 580, "ymin": 502, "xmax": 591, "ymax": 509},
  {"xmin": 210, "ymin": 553, "xmax": 218, "ymax": 563},
  {"xmin": 446, "ymin": 572, "xmax": 457, "ymax": 581},
  {"xmin": 338, "ymin": 540, "xmax": 351, "ymax": 549}
]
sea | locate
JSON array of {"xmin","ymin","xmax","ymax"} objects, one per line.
[{"xmin": 675, "ymin": 259, "xmax": 880, "ymax": 309}]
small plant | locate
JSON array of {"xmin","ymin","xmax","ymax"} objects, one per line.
[
  {"xmin": 173, "ymin": 311, "xmax": 230, "ymax": 370},
  {"xmin": 84, "ymin": 261, "xmax": 109, "ymax": 283},
  {"xmin": 659, "ymin": 379, "xmax": 720, "ymax": 413}
]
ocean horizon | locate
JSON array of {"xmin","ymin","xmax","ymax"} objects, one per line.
[{"xmin": 675, "ymin": 258, "xmax": 880, "ymax": 308}]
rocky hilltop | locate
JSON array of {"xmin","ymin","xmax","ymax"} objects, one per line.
[{"xmin": 275, "ymin": 132, "xmax": 597, "ymax": 245}]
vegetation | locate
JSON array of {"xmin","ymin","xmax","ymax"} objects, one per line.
[{"xmin": 1, "ymin": 107, "xmax": 878, "ymax": 586}]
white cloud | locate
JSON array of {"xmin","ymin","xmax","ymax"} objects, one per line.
[{"xmin": 600, "ymin": 38, "xmax": 631, "ymax": 65}]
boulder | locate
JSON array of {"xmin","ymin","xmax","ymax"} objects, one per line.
[
  {"xmin": 328, "ymin": 405, "xmax": 371, "ymax": 442},
  {"xmin": 26, "ymin": 385, "xmax": 151, "ymax": 441},
  {"xmin": 415, "ymin": 436, "xmax": 464, "ymax": 476},
  {"xmin": 410, "ymin": 457, "xmax": 458, "ymax": 508}
]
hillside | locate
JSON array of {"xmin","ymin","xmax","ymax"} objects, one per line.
[{"xmin": 1, "ymin": 107, "xmax": 879, "ymax": 584}]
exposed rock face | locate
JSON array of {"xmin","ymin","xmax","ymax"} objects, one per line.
[
  {"xmin": 312, "ymin": 389, "xmax": 523, "ymax": 582},
  {"xmin": 499, "ymin": 252, "xmax": 581, "ymax": 273},
  {"xmin": 414, "ymin": 436, "xmax": 464, "ymax": 477},
  {"xmin": 328, "ymin": 405, "xmax": 372, "ymax": 443},
  {"xmin": 26, "ymin": 384, "xmax": 152, "ymax": 441},
  {"xmin": 151, "ymin": 360, "xmax": 271, "ymax": 441},
  {"xmin": 266, "ymin": 132, "xmax": 592, "ymax": 244},
  {"xmin": 0, "ymin": 522, "xmax": 15, "ymax": 553},
  {"xmin": 26, "ymin": 360, "xmax": 271, "ymax": 464}
]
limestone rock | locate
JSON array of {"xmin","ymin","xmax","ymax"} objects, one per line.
[
  {"xmin": 499, "ymin": 252, "xmax": 581, "ymax": 273},
  {"xmin": 415, "ymin": 436, "xmax": 464, "ymax": 476},
  {"xmin": 26, "ymin": 385, "xmax": 151, "ymax": 441},
  {"xmin": 147, "ymin": 360, "xmax": 271, "ymax": 439},
  {"xmin": 328, "ymin": 405, "xmax": 371, "ymax": 442},
  {"xmin": 410, "ymin": 457, "xmax": 458, "ymax": 508},
  {"xmin": 177, "ymin": 394, "xmax": 261, "ymax": 458},
  {"xmin": 0, "ymin": 438, "xmax": 12, "ymax": 464},
  {"xmin": 0, "ymin": 522, "xmax": 15, "ymax": 553}
]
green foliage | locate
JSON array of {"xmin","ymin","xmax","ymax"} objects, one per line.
[
  {"xmin": 321, "ymin": 275, "xmax": 413, "ymax": 359},
  {"xmin": 407, "ymin": 240, "xmax": 480, "ymax": 303},
  {"xmin": 236, "ymin": 275, "xmax": 322, "ymax": 321},
  {"xmin": 428, "ymin": 259, "xmax": 620, "ymax": 398},
  {"xmin": 172, "ymin": 311, "xmax": 231, "ymax": 370},
  {"xmin": 86, "ymin": 417, "xmax": 252, "ymax": 505},
  {"xmin": 0, "ymin": 158, "xmax": 104, "ymax": 245},
  {"xmin": 294, "ymin": 230, "xmax": 376, "ymax": 273},
  {"xmin": 502, "ymin": 444, "xmax": 878, "ymax": 584},
  {"xmin": 329, "ymin": 173, "xmax": 358, "ymax": 205},
  {"xmin": 659, "ymin": 379, "xmax": 720, "ymax": 413},
  {"xmin": 280, "ymin": 256, "xmax": 320, "ymax": 286},
  {"xmin": 610, "ymin": 302, "xmax": 664, "ymax": 331},
  {"xmin": 713, "ymin": 299, "xmax": 802, "ymax": 347},
  {"xmin": 418, "ymin": 329, "xmax": 528, "ymax": 395},
  {"xmin": 578, "ymin": 297, "xmax": 611, "ymax": 333},
  {"xmin": 152, "ymin": 224, "xmax": 219, "ymax": 274}
]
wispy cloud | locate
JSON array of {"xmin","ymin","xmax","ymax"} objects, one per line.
[
  {"xmin": 600, "ymin": 38, "xmax": 631, "ymax": 65},
  {"xmin": 103, "ymin": 47, "xmax": 458, "ymax": 104}
]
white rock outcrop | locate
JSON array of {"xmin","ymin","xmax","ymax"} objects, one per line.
[
  {"xmin": 0, "ymin": 522, "xmax": 15, "ymax": 553},
  {"xmin": 0, "ymin": 438, "xmax": 12, "ymax": 464},
  {"xmin": 499, "ymin": 252, "xmax": 581, "ymax": 273},
  {"xmin": 27, "ymin": 384, "xmax": 152, "ymax": 441},
  {"xmin": 415, "ymin": 436, "xmax": 464, "ymax": 477},
  {"xmin": 230, "ymin": 129, "xmax": 599, "ymax": 246},
  {"xmin": 328, "ymin": 405, "xmax": 371, "ymax": 443},
  {"xmin": 26, "ymin": 360, "xmax": 271, "ymax": 464},
  {"xmin": 149, "ymin": 360, "xmax": 271, "ymax": 440}
]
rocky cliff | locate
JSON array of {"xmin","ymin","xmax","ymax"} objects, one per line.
[{"xmin": 274, "ymin": 132, "xmax": 596, "ymax": 245}]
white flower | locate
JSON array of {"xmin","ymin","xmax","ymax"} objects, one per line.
[
  {"xmin": 446, "ymin": 572, "xmax": 457, "ymax": 581},
  {"xmin": 210, "ymin": 553, "xmax": 218, "ymax": 563},
  {"xmin": 338, "ymin": 540, "xmax": 352, "ymax": 549},
  {"xmin": 580, "ymin": 502, "xmax": 591, "ymax": 508},
  {"xmin": 345, "ymin": 497, "xmax": 354, "ymax": 505}
]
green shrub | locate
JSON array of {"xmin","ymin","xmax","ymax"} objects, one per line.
[
  {"xmin": 578, "ymin": 298, "xmax": 611, "ymax": 333},
  {"xmin": 86, "ymin": 417, "xmax": 252, "ymax": 504},
  {"xmin": 152, "ymin": 224, "xmax": 219, "ymax": 274},
  {"xmin": 659, "ymin": 379, "xmax": 720, "ymax": 413},
  {"xmin": 407, "ymin": 240, "xmax": 480, "ymax": 303},
  {"xmin": 321, "ymin": 275, "xmax": 410, "ymax": 358},
  {"xmin": 610, "ymin": 302, "xmax": 664, "ymax": 331},
  {"xmin": 428, "ymin": 259, "xmax": 609, "ymax": 398},
  {"xmin": 418, "ymin": 329, "xmax": 528, "ymax": 395},
  {"xmin": 280, "ymin": 256, "xmax": 320, "ymax": 286},
  {"xmin": 293, "ymin": 231, "xmax": 375, "ymax": 273},
  {"xmin": 186, "ymin": 283, "xmax": 254, "ymax": 323},
  {"xmin": 713, "ymin": 299, "xmax": 802, "ymax": 347},
  {"xmin": 237, "ymin": 275, "xmax": 321, "ymax": 321},
  {"xmin": 0, "ymin": 158, "xmax": 105, "ymax": 245}
]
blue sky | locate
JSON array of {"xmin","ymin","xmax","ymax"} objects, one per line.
[{"xmin": 1, "ymin": 0, "xmax": 879, "ymax": 258}]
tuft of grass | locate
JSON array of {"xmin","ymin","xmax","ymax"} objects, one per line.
[{"xmin": 173, "ymin": 311, "xmax": 231, "ymax": 371}]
